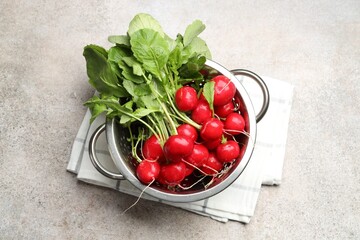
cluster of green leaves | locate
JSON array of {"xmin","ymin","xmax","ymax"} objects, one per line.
[{"xmin": 84, "ymin": 13, "xmax": 212, "ymax": 145}]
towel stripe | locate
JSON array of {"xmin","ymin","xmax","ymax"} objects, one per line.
[
  {"xmin": 203, "ymin": 198, "xmax": 209, "ymax": 213},
  {"xmin": 116, "ymin": 180, "xmax": 121, "ymax": 191}
]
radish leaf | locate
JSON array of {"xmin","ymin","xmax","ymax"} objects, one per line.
[
  {"xmin": 108, "ymin": 46, "xmax": 131, "ymax": 62},
  {"xmin": 118, "ymin": 60, "xmax": 145, "ymax": 84},
  {"xmin": 130, "ymin": 29, "xmax": 170, "ymax": 80},
  {"xmin": 203, "ymin": 81, "xmax": 215, "ymax": 112},
  {"xmin": 185, "ymin": 37, "xmax": 212, "ymax": 59},
  {"xmin": 122, "ymin": 56, "xmax": 144, "ymax": 76},
  {"xmin": 108, "ymin": 35, "xmax": 130, "ymax": 47},
  {"xmin": 183, "ymin": 20, "xmax": 206, "ymax": 47},
  {"xmin": 83, "ymin": 45, "xmax": 129, "ymax": 97},
  {"xmin": 128, "ymin": 13, "xmax": 164, "ymax": 37}
]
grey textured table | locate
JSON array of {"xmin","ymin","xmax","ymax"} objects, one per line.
[{"xmin": 1, "ymin": 1, "xmax": 359, "ymax": 239}]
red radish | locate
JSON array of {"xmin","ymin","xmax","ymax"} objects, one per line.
[
  {"xmin": 136, "ymin": 160, "xmax": 160, "ymax": 184},
  {"xmin": 204, "ymin": 138, "xmax": 221, "ymax": 150},
  {"xmin": 184, "ymin": 144, "xmax": 209, "ymax": 167},
  {"xmin": 163, "ymin": 135, "xmax": 194, "ymax": 162},
  {"xmin": 200, "ymin": 118, "xmax": 223, "ymax": 141},
  {"xmin": 216, "ymin": 140, "xmax": 240, "ymax": 163},
  {"xmin": 156, "ymin": 172, "xmax": 167, "ymax": 185},
  {"xmin": 212, "ymin": 75, "xmax": 236, "ymax": 106},
  {"xmin": 142, "ymin": 135, "xmax": 165, "ymax": 162},
  {"xmin": 224, "ymin": 112, "xmax": 245, "ymax": 135},
  {"xmin": 191, "ymin": 100, "xmax": 212, "ymax": 124},
  {"xmin": 200, "ymin": 153, "xmax": 223, "ymax": 175},
  {"xmin": 198, "ymin": 92, "xmax": 207, "ymax": 101},
  {"xmin": 184, "ymin": 164, "xmax": 194, "ymax": 176},
  {"xmin": 214, "ymin": 101, "xmax": 235, "ymax": 118},
  {"xmin": 159, "ymin": 161, "xmax": 187, "ymax": 186},
  {"xmin": 177, "ymin": 124, "xmax": 198, "ymax": 142},
  {"xmin": 175, "ymin": 86, "xmax": 198, "ymax": 112}
]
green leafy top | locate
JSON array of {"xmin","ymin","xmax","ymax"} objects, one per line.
[
  {"xmin": 128, "ymin": 13, "xmax": 165, "ymax": 37},
  {"xmin": 83, "ymin": 13, "xmax": 213, "ymax": 146}
]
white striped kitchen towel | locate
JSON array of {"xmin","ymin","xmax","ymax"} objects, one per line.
[{"xmin": 67, "ymin": 76, "xmax": 294, "ymax": 223}]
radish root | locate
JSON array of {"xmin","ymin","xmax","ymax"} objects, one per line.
[
  {"xmin": 181, "ymin": 159, "xmax": 216, "ymax": 176},
  {"xmin": 177, "ymin": 176, "xmax": 207, "ymax": 190},
  {"xmin": 121, "ymin": 178, "xmax": 155, "ymax": 215}
]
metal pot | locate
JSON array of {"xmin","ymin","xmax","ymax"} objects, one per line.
[{"xmin": 89, "ymin": 59, "xmax": 269, "ymax": 203}]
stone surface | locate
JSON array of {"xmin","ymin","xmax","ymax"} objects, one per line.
[{"xmin": 0, "ymin": 0, "xmax": 359, "ymax": 239}]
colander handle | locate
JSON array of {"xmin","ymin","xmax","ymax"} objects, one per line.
[
  {"xmin": 230, "ymin": 69, "xmax": 270, "ymax": 122},
  {"xmin": 89, "ymin": 124, "xmax": 125, "ymax": 180}
]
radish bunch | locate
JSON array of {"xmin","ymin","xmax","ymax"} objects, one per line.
[
  {"xmin": 136, "ymin": 74, "xmax": 247, "ymax": 189},
  {"xmin": 83, "ymin": 13, "xmax": 248, "ymax": 191}
]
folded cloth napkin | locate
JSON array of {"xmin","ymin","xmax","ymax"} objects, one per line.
[{"xmin": 67, "ymin": 76, "xmax": 294, "ymax": 223}]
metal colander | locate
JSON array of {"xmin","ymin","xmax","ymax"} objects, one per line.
[{"xmin": 89, "ymin": 59, "xmax": 269, "ymax": 203}]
